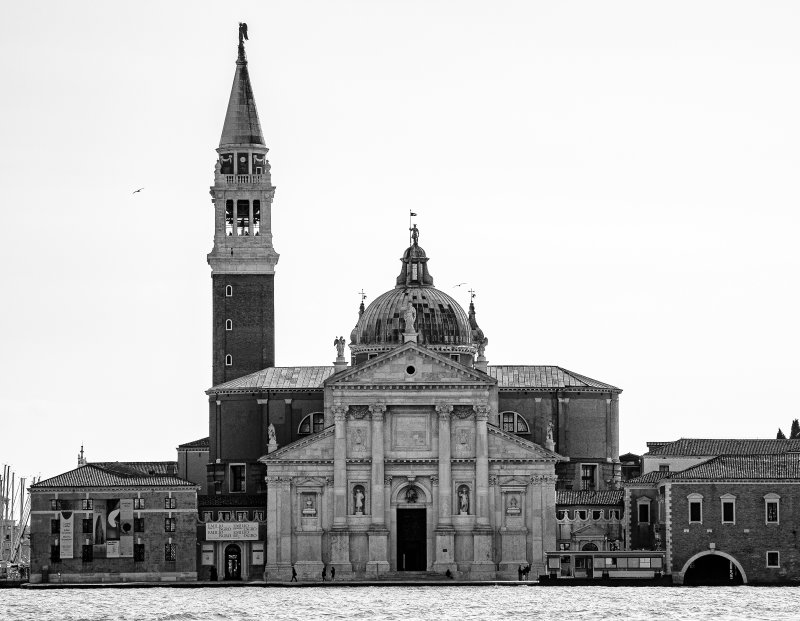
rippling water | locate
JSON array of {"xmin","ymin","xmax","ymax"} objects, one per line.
[{"xmin": 1, "ymin": 586, "xmax": 797, "ymax": 621}]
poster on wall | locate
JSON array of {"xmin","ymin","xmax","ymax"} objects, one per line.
[
  {"xmin": 93, "ymin": 500, "xmax": 107, "ymax": 551},
  {"xmin": 205, "ymin": 522, "xmax": 259, "ymax": 540},
  {"xmin": 106, "ymin": 540, "xmax": 120, "ymax": 558},
  {"xmin": 59, "ymin": 512, "xmax": 74, "ymax": 559},
  {"xmin": 120, "ymin": 536, "xmax": 134, "ymax": 558},
  {"xmin": 252, "ymin": 543, "xmax": 264, "ymax": 565},
  {"xmin": 201, "ymin": 543, "xmax": 214, "ymax": 566},
  {"xmin": 106, "ymin": 499, "xmax": 121, "ymax": 541}
]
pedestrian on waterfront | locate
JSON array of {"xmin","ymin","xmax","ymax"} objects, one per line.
[
  {"xmin": 331, "ymin": 565, "xmax": 336, "ymax": 581},
  {"xmin": 291, "ymin": 565, "xmax": 298, "ymax": 582},
  {"xmin": 518, "ymin": 565, "xmax": 523, "ymax": 581},
  {"xmin": 322, "ymin": 565, "xmax": 327, "ymax": 582},
  {"xmin": 210, "ymin": 566, "xmax": 218, "ymax": 582}
]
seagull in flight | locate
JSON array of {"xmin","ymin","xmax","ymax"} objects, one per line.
[
  {"xmin": 453, "ymin": 283, "xmax": 467, "ymax": 287},
  {"xmin": 132, "ymin": 187, "xmax": 144, "ymax": 194}
]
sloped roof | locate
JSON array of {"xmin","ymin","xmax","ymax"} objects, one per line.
[
  {"xmin": 671, "ymin": 455, "xmax": 800, "ymax": 481},
  {"xmin": 209, "ymin": 366, "xmax": 336, "ymax": 393},
  {"xmin": 93, "ymin": 461, "xmax": 177, "ymax": 476},
  {"xmin": 32, "ymin": 463, "xmax": 195, "ymax": 489},
  {"xmin": 557, "ymin": 490, "xmax": 624, "ymax": 506},
  {"xmin": 644, "ymin": 439, "xmax": 800, "ymax": 457},
  {"xmin": 624, "ymin": 471, "xmax": 675, "ymax": 485},
  {"xmin": 178, "ymin": 437, "xmax": 210, "ymax": 449},
  {"xmin": 219, "ymin": 52, "xmax": 264, "ymax": 147},
  {"xmin": 487, "ymin": 366, "xmax": 620, "ymax": 391}
]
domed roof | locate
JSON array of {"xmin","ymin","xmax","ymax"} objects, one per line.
[
  {"xmin": 350, "ymin": 228, "xmax": 483, "ymax": 353},
  {"xmin": 352, "ymin": 286, "xmax": 473, "ymax": 348}
]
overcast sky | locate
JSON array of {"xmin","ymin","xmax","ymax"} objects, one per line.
[{"xmin": 2, "ymin": 1, "xmax": 800, "ymax": 485}]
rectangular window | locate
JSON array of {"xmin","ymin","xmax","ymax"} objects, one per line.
[
  {"xmin": 767, "ymin": 551, "xmax": 780, "ymax": 568},
  {"xmin": 219, "ymin": 511, "xmax": 232, "ymax": 522},
  {"xmin": 230, "ymin": 465, "xmax": 246, "ymax": 493},
  {"xmin": 165, "ymin": 497, "xmax": 177, "ymax": 510},
  {"xmin": 81, "ymin": 499, "xmax": 93, "ymax": 510},
  {"xmin": 134, "ymin": 544, "xmax": 145, "ymax": 562},
  {"xmin": 766, "ymin": 501, "xmax": 779, "ymax": 523},
  {"xmin": 236, "ymin": 511, "xmax": 248, "ymax": 522},
  {"xmin": 638, "ymin": 503, "xmax": 650, "ymax": 524},
  {"xmin": 50, "ymin": 499, "xmax": 62, "ymax": 511},
  {"xmin": 134, "ymin": 518, "xmax": 145, "ymax": 532},
  {"xmin": 722, "ymin": 499, "xmax": 735, "ymax": 523},
  {"xmin": 164, "ymin": 517, "xmax": 176, "ymax": 533},
  {"xmin": 165, "ymin": 543, "xmax": 177, "ymax": 562},
  {"xmin": 581, "ymin": 465, "xmax": 597, "ymax": 491},
  {"xmin": 134, "ymin": 498, "xmax": 145, "ymax": 510},
  {"xmin": 202, "ymin": 511, "xmax": 214, "ymax": 522},
  {"xmin": 689, "ymin": 501, "xmax": 702, "ymax": 523},
  {"xmin": 81, "ymin": 545, "xmax": 93, "ymax": 562},
  {"xmin": 659, "ymin": 464, "xmax": 669, "ymax": 472},
  {"xmin": 82, "ymin": 518, "xmax": 93, "ymax": 534}
]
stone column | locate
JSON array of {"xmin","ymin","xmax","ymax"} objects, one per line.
[
  {"xmin": 367, "ymin": 404, "xmax": 389, "ymax": 576},
  {"xmin": 232, "ymin": 199, "xmax": 238, "ymax": 236},
  {"xmin": 433, "ymin": 404, "xmax": 456, "ymax": 574},
  {"xmin": 248, "ymin": 199, "xmax": 254, "ymax": 236},
  {"xmin": 279, "ymin": 478, "xmax": 292, "ymax": 569},
  {"xmin": 330, "ymin": 405, "xmax": 351, "ymax": 576},
  {"xmin": 265, "ymin": 476, "xmax": 279, "ymax": 572},
  {"xmin": 332, "ymin": 406, "xmax": 348, "ymax": 527},
  {"xmin": 472, "ymin": 403, "xmax": 495, "ymax": 578}
]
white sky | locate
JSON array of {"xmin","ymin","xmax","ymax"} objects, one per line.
[{"xmin": 2, "ymin": 1, "xmax": 800, "ymax": 485}]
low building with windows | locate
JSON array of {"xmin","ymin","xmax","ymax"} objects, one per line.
[
  {"xmin": 28, "ymin": 461, "xmax": 198, "ymax": 583},
  {"xmin": 555, "ymin": 490, "xmax": 624, "ymax": 553},
  {"xmin": 625, "ymin": 440, "xmax": 800, "ymax": 584}
]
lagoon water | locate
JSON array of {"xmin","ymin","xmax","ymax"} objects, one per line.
[{"xmin": 1, "ymin": 586, "xmax": 796, "ymax": 621}]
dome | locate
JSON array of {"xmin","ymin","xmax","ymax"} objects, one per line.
[
  {"xmin": 349, "ymin": 227, "xmax": 483, "ymax": 355},
  {"xmin": 352, "ymin": 286, "xmax": 473, "ymax": 350}
]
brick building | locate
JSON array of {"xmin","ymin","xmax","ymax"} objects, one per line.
[
  {"xmin": 28, "ymin": 461, "xmax": 198, "ymax": 583},
  {"xmin": 625, "ymin": 439, "xmax": 800, "ymax": 584}
]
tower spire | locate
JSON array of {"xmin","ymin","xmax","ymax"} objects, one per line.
[{"xmin": 220, "ymin": 23, "xmax": 264, "ymax": 148}]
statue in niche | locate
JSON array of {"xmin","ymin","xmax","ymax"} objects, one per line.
[
  {"xmin": 457, "ymin": 485, "xmax": 470, "ymax": 515},
  {"xmin": 546, "ymin": 421, "xmax": 554, "ymax": 445},
  {"xmin": 405, "ymin": 486, "xmax": 418, "ymax": 504},
  {"xmin": 403, "ymin": 301, "xmax": 417, "ymax": 334},
  {"xmin": 302, "ymin": 494, "xmax": 316, "ymax": 516},
  {"xmin": 353, "ymin": 486, "xmax": 366, "ymax": 515},
  {"xmin": 333, "ymin": 336, "xmax": 346, "ymax": 358},
  {"xmin": 268, "ymin": 424, "xmax": 277, "ymax": 446}
]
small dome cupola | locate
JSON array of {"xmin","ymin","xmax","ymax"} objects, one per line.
[{"xmin": 396, "ymin": 225, "xmax": 434, "ymax": 288}]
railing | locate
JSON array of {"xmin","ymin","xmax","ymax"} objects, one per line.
[{"xmin": 223, "ymin": 174, "xmax": 264, "ymax": 185}]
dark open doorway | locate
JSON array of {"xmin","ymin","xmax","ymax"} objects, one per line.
[
  {"xmin": 683, "ymin": 553, "xmax": 744, "ymax": 586},
  {"xmin": 224, "ymin": 544, "xmax": 242, "ymax": 580},
  {"xmin": 397, "ymin": 508, "xmax": 426, "ymax": 571}
]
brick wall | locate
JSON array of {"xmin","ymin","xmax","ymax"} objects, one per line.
[
  {"xmin": 669, "ymin": 481, "xmax": 800, "ymax": 583},
  {"xmin": 212, "ymin": 273, "xmax": 274, "ymax": 386}
]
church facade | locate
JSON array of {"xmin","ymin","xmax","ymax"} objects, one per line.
[{"xmin": 195, "ymin": 31, "xmax": 621, "ymax": 581}]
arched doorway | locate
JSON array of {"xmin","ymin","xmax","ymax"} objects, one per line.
[
  {"xmin": 682, "ymin": 551, "xmax": 745, "ymax": 585},
  {"xmin": 224, "ymin": 544, "xmax": 242, "ymax": 580}
]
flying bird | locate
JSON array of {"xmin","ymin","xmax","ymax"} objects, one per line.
[
  {"xmin": 132, "ymin": 188, "xmax": 144, "ymax": 194},
  {"xmin": 453, "ymin": 283, "xmax": 467, "ymax": 287}
]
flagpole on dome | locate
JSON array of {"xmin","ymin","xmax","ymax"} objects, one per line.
[{"xmin": 409, "ymin": 210, "xmax": 418, "ymax": 246}]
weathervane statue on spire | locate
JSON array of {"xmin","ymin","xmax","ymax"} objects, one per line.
[{"xmin": 238, "ymin": 22, "xmax": 249, "ymax": 62}]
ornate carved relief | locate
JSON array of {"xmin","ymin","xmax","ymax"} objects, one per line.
[
  {"xmin": 451, "ymin": 405, "xmax": 475, "ymax": 420},
  {"xmin": 333, "ymin": 406, "xmax": 347, "ymax": 422},
  {"xmin": 384, "ymin": 475, "xmax": 393, "ymax": 486},
  {"xmin": 348, "ymin": 405, "xmax": 371, "ymax": 420},
  {"xmin": 435, "ymin": 404, "xmax": 453, "ymax": 420},
  {"xmin": 453, "ymin": 428, "xmax": 474, "ymax": 457},
  {"xmin": 368, "ymin": 403, "xmax": 387, "ymax": 420},
  {"xmin": 475, "ymin": 404, "xmax": 490, "ymax": 421}
]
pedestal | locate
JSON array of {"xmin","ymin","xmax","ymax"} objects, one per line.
[
  {"xmin": 267, "ymin": 442, "xmax": 278, "ymax": 454},
  {"xmin": 432, "ymin": 527, "xmax": 456, "ymax": 574},
  {"xmin": 470, "ymin": 527, "xmax": 496, "ymax": 579},
  {"xmin": 366, "ymin": 528, "xmax": 390, "ymax": 576},
  {"xmin": 329, "ymin": 529, "xmax": 352, "ymax": 579}
]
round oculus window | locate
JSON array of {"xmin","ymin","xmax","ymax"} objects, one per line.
[{"xmin": 406, "ymin": 365, "xmax": 416, "ymax": 375}]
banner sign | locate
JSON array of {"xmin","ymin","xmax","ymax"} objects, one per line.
[
  {"xmin": 120, "ymin": 536, "xmax": 134, "ymax": 558},
  {"xmin": 201, "ymin": 543, "xmax": 214, "ymax": 566},
  {"xmin": 206, "ymin": 522, "xmax": 259, "ymax": 541},
  {"xmin": 106, "ymin": 540, "xmax": 120, "ymax": 558},
  {"xmin": 59, "ymin": 512, "xmax": 74, "ymax": 559}
]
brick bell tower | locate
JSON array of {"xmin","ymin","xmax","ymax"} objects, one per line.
[{"xmin": 208, "ymin": 26, "xmax": 279, "ymax": 386}]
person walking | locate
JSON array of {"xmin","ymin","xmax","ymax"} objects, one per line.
[
  {"xmin": 291, "ymin": 565, "xmax": 298, "ymax": 582},
  {"xmin": 322, "ymin": 565, "xmax": 327, "ymax": 582},
  {"xmin": 518, "ymin": 565, "xmax": 523, "ymax": 581},
  {"xmin": 331, "ymin": 566, "xmax": 336, "ymax": 581}
]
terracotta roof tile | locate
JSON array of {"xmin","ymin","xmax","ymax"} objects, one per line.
[
  {"xmin": 624, "ymin": 471, "xmax": 675, "ymax": 485},
  {"xmin": 672, "ymin": 455, "xmax": 800, "ymax": 480},
  {"xmin": 556, "ymin": 490, "xmax": 624, "ymax": 506},
  {"xmin": 208, "ymin": 366, "xmax": 336, "ymax": 393},
  {"xmin": 487, "ymin": 366, "xmax": 619, "ymax": 391},
  {"xmin": 644, "ymin": 439, "xmax": 800, "ymax": 457},
  {"xmin": 32, "ymin": 463, "xmax": 195, "ymax": 489},
  {"xmin": 178, "ymin": 437, "xmax": 210, "ymax": 449}
]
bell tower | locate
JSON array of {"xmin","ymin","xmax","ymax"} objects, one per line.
[{"xmin": 208, "ymin": 26, "xmax": 279, "ymax": 386}]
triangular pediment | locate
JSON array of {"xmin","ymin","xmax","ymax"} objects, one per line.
[
  {"xmin": 327, "ymin": 343, "xmax": 495, "ymax": 387},
  {"xmin": 488, "ymin": 426, "xmax": 566, "ymax": 462},
  {"xmin": 259, "ymin": 427, "xmax": 334, "ymax": 463}
]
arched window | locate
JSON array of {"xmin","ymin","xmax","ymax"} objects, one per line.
[
  {"xmin": 225, "ymin": 354, "xmax": 232, "ymax": 366},
  {"xmin": 225, "ymin": 319, "xmax": 232, "ymax": 331},
  {"xmin": 225, "ymin": 285, "xmax": 233, "ymax": 297},
  {"xmin": 298, "ymin": 412, "xmax": 324, "ymax": 435},
  {"xmin": 499, "ymin": 411, "xmax": 530, "ymax": 434}
]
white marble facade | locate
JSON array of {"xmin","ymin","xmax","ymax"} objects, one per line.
[{"xmin": 260, "ymin": 343, "xmax": 561, "ymax": 580}]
